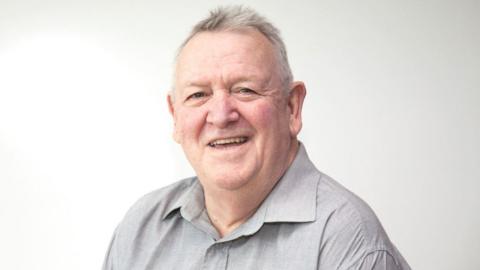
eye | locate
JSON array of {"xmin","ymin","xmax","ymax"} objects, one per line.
[
  {"xmin": 237, "ymin": 88, "xmax": 256, "ymax": 95},
  {"xmin": 187, "ymin": 91, "xmax": 207, "ymax": 100}
]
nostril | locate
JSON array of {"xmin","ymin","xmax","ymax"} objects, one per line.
[
  {"xmin": 206, "ymin": 96, "xmax": 239, "ymax": 126},
  {"xmin": 206, "ymin": 109, "xmax": 239, "ymax": 126}
]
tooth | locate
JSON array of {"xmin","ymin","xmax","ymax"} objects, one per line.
[{"xmin": 211, "ymin": 137, "xmax": 246, "ymax": 146}]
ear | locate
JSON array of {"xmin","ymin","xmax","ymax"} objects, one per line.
[
  {"xmin": 167, "ymin": 93, "xmax": 175, "ymax": 117},
  {"xmin": 167, "ymin": 93, "xmax": 181, "ymax": 143},
  {"xmin": 287, "ymin": 81, "xmax": 306, "ymax": 137}
]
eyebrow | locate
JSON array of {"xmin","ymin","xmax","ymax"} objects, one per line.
[
  {"xmin": 182, "ymin": 74, "xmax": 267, "ymax": 89},
  {"xmin": 228, "ymin": 75, "xmax": 262, "ymax": 84},
  {"xmin": 183, "ymin": 81, "xmax": 210, "ymax": 88}
]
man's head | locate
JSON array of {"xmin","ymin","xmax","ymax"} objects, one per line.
[
  {"xmin": 172, "ymin": 6, "xmax": 293, "ymax": 93},
  {"xmin": 168, "ymin": 6, "xmax": 306, "ymax": 194}
]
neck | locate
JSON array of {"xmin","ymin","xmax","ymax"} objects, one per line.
[
  {"xmin": 203, "ymin": 187, "xmax": 266, "ymax": 237},
  {"xmin": 203, "ymin": 140, "xmax": 300, "ymax": 238}
]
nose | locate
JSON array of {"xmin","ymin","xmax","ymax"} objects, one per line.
[{"xmin": 206, "ymin": 92, "xmax": 239, "ymax": 128}]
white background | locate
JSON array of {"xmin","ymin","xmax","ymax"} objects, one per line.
[{"xmin": 1, "ymin": 1, "xmax": 479, "ymax": 269}]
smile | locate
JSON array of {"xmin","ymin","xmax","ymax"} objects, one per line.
[{"xmin": 207, "ymin": 137, "xmax": 248, "ymax": 148}]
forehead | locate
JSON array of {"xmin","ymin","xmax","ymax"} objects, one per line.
[{"xmin": 175, "ymin": 29, "xmax": 279, "ymax": 87}]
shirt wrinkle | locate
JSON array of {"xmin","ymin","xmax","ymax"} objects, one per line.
[
  {"xmin": 350, "ymin": 249, "xmax": 400, "ymax": 270},
  {"xmin": 103, "ymin": 143, "xmax": 410, "ymax": 270}
]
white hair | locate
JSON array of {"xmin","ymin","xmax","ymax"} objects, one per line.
[{"xmin": 171, "ymin": 5, "xmax": 293, "ymax": 94}]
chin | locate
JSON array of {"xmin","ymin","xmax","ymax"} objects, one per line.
[{"xmin": 204, "ymin": 172, "xmax": 253, "ymax": 191}]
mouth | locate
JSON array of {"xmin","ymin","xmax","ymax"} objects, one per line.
[{"xmin": 207, "ymin": 136, "xmax": 249, "ymax": 148}]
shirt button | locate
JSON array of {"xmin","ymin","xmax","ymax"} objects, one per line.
[{"xmin": 203, "ymin": 243, "xmax": 230, "ymax": 270}]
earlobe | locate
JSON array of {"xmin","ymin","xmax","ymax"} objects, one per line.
[{"xmin": 288, "ymin": 82, "xmax": 306, "ymax": 136}]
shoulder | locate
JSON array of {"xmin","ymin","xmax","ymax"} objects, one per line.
[
  {"xmin": 103, "ymin": 177, "xmax": 197, "ymax": 270},
  {"xmin": 116, "ymin": 177, "xmax": 196, "ymax": 234},
  {"xmin": 317, "ymin": 173, "xmax": 388, "ymax": 242},
  {"xmin": 315, "ymin": 173, "xmax": 409, "ymax": 269}
]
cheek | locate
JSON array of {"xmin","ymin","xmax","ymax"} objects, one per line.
[
  {"xmin": 246, "ymin": 101, "xmax": 288, "ymax": 133},
  {"xmin": 175, "ymin": 108, "xmax": 206, "ymax": 142},
  {"xmin": 252, "ymin": 105, "xmax": 273, "ymax": 125}
]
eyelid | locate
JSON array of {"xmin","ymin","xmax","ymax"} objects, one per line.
[
  {"xmin": 185, "ymin": 90, "xmax": 209, "ymax": 101},
  {"xmin": 235, "ymin": 87, "xmax": 257, "ymax": 94},
  {"xmin": 183, "ymin": 91, "xmax": 205, "ymax": 102},
  {"xmin": 190, "ymin": 92, "xmax": 205, "ymax": 98}
]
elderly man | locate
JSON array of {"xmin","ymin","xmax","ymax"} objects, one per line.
[{"xmin": 103, "ymin": 6, "xmax": 410, "ymax": 270}]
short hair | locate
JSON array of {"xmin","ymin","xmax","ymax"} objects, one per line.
[{"xmin": 172, "ymin": 5, "xmax": 293, "ymax": 93}]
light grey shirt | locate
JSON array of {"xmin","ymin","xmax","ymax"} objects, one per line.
[{"xmin": 103, "ymin": 145, "xmax": 410, "ymax": 270}]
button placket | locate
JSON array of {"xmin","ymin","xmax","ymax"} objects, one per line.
[{"xmin": 202, "ymin": 242, "xmax": 231, "ymax": 270}]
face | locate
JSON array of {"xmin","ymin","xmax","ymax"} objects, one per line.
[{"xmin": 169, "ymin": 29, "xmax": 305, "ymax": 193}]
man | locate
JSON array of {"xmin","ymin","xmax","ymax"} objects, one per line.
[{"xmin": 103, "ymin": 6, "xmax": 410, "ymax": 270}]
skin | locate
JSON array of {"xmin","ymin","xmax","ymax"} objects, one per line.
[{"xmin": 168, "ymin": 29, "xmax": 306, "ymax": 237}]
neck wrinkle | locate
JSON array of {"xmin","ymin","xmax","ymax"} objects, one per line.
[{"xmin": 203, "ymin": 139, "xmax": 300, "ymax": 238}]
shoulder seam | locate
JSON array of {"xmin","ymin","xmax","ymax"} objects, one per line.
[{"xmin": 347, "ymin": 248, "xmax": 400, "ymax": 270}]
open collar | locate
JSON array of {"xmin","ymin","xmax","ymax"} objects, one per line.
[
  {"xmin": 162, "ymin": 178, "xmax": 203, "ymax": 221},
  {"xmin": 262, "ymin": 143, "xmax": 319, "ymax": 223},
  {"xmin": 162, "ymin": 143, "xmax": 320, "ymax": 240}
]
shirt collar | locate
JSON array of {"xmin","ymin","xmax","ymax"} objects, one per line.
[
  {"xmin": 162, "ymin": 178, "xmax": 203, "ymax": 220},
  {"xmin": 162, "ymin": 143, "xmax": 320, "ymax": 227},
  {"xmin": 262, "ymin": 143, "xmax": 319, "ymax": 223},
  {"xmin": 220, "ymin": 143, "xmax": 320, "ymax": 242}
]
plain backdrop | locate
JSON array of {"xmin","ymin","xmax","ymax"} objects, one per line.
[{"xmin": 1, "ymin": 0, "xmax": 479, "ymax": 269}]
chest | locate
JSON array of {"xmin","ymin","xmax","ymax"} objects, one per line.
[{"xmin": 122, "ymin": 221, "xmax": 322, "ymax": 270}]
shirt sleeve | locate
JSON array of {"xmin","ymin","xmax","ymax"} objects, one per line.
[
  {"xmin": 315, "ymin": 192, "xmax": 411, "ymax": 270},
  {"xmin": 350, "ymin": 250, "xmax": 402, "ymax": 270},
  {"xmin": 102, "ymin": 229, "xmax": 118, "ymax": 270}
]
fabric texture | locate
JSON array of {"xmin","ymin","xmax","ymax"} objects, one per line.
[{"xmin": 103, "ymin": 144, "xmax": 410, "ymax": 270}]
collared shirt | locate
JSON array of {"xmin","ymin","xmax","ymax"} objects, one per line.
[{"xmin": 103, "ymin": 145, "xmax": 410, "ymax": 270}]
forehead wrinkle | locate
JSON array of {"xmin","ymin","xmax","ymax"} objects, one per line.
[
  {"xmin": 175, "ymin": 30, "xmax": 283, "ymax": 93},
  {"xmin": 221, "ymin": 69, "xmax": 262, "ymax": 85},
  {"xmin": 226, "ymin": 72, "xmax": 275, "ymax": 90},
  {"xmin": 184, "ymin": 78, "xmax": 210, "ymax": 88},
  {"xmin": 178, "ymin": 58, "xmax": 281, "ymax": 96}
]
